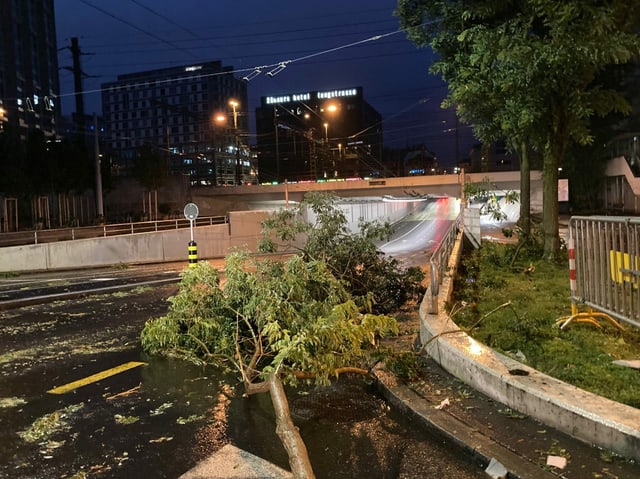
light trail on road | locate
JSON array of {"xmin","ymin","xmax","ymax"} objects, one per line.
[{"xmin": 378, "ymin": 197, "xmax": 460, "ymax": 256}]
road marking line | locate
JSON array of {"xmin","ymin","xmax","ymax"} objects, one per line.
[{"xmin": 47, "ymin": 361, "xmax": 147, "ymax": 394}]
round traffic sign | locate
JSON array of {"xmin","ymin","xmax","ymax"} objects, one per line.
[{"xmin": 183, "ymin": 202, "xmax": 199, "ymax": 220}]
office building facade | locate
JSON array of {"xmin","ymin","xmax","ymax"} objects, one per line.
[
  {"xmin": 101, "ymin": 61, "xmax": 253, "ymax": 186},
  {"xmin": 0, "ymin": 0, "xmax": 59, "ymax": 139},
  {"xmin": 255, "ymin": 87, "xmax": 383, "ymax": 183}
]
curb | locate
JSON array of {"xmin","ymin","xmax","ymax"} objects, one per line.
[
  {"xmin": 373, "ymin": 366, "xmax": 557, "ymax": 478},
  {"xmin": 419, "ymin": 232, "xmax": 640, "ymax": 462},
  {"xmin": 0, "ymin": 277, "xmax": 179, "ymax": 311}
]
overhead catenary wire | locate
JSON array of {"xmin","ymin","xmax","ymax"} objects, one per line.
[
  {"xmin": 54, "ymin": 4, "xmax": 440, "ymax": 132},
  {"xmin": 128, "ymin": 0, "xmax": 206, "ymax": 41},
  {"xmin": 75, "ymin": 18, "xmax": 400, "ymax": 52},
  {"xmin": 78, "ymin": 0, "xmax": 200, "ymax": 59},
  {"xmin": 50, "ymin": 5, "xmax": 457, "ymax": 158},
  {"xmin": 54, "ymin": 19, "xmax": 435, "ymax": 102}
]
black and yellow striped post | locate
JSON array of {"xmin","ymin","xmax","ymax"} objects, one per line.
[
  {"xmin": 188, "ymin": 240, "xmax": 198, "ymax": 268},
  {"xmin": 184, "ymin": 203, "xmax": 200, "ymax": 269}
]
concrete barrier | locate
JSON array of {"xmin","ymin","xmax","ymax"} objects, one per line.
[
  {"xmin": 0, "ymin": 210, "xmax": 272, "ymax": 273},
  {"xmin": 0, "ymin": 199, "xmax": 426, "ymax": 274}
]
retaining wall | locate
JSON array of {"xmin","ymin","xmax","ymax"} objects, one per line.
[
  {"xmin": 0, "ymin": 210, "xmax": 271, "ymax": 273},
  {"xmin": 0, "ymin": 199, "xmax": 423, "ymax": 273}
]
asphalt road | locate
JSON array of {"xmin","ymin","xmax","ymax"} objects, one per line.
[
  {"xmin": 0, "ymin": 260, "xmax": 488, "ymax": 479},
  {"xmin": 378, "ymin": 196, "xmax": 459, "ymax": 257}
]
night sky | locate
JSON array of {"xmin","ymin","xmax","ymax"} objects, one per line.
[{"xmin": 54, "ymin": 0, "xmax": 476, "ymax": 166}]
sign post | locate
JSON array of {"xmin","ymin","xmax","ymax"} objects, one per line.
[{"xmin": 183, "ymin": 203, "xmax": 199, "ymax": 268}]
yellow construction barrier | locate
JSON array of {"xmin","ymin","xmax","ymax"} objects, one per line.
[{"xmin": 609, "ymin": 250, "xmax": 639, "ymax": 287}]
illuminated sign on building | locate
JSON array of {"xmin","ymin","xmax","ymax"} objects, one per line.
[
  {"xmin": 265, "ymin": 92, "xmax": 311, "ymax": 105},
  {"xmin": 317, "ymin": 88, "xmax": 358, "ymax": 99},
  {"xmin": 292, "ymin": 93, "xmax": 311, "ymax": 102},
  {"xmin": 264, "ymin": 88, "xmax": 359, "ymax": 105},
  {"xmin": 266, "ymin": 95, "xmax": 292, "ymax": 104},
  {"xmin": 185, "ymin": 65, "xmax": 203, "ymax": 72}
]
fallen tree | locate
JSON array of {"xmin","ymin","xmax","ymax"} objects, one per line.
[{"xmin": 141, "ymin": 193, "xmax": 425, "ymax": 478}]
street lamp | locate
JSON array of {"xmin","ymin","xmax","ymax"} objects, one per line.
[
  {"xmin": 212, "ymin": 113, "xmax": 226, "ymax": 186},
  {"xmin": 229, "ymin": 100, "xmax": 239, "ymax": 130},
  {"xmin": 229, "ymin": 99, "xmax": 241, "ymax": 185},
  {"xmin": 274, "ymin": 107, "xmax": 280, "ymax": 182},
  {"xmin": 321, "ymin": 102, "xmax": 340, "ymax": 177}
]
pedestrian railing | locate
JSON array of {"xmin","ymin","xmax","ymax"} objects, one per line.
[
  {"xmin": 424, "ymin": 212, "xmax": 462, "ymax": 315},
  {"xmin": 0, "ymin": 216, "xmax": 227, "ymax": 247},
  {"xmin": 562, "ymin": 216, "xmax": 640, "ymax": 330}
]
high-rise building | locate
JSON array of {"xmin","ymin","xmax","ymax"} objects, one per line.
[
  {"xmin": 254, "ymin": 87, "xmax": 383, "ymax": 183},
  {"xmin": 101, "ymin": 61, "xmax": 252, "ymax": 186},
  {"xmin": 0, "ymin": 0, "xmax": 60, "ymax": 139}
]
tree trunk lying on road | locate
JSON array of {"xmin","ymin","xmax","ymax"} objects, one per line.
[{"xmin": 245, "ymin": 372, "xmax": 316, "ymax": 479}]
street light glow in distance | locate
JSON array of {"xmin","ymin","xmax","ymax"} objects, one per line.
[{"xmin": 228, "ymin": 99, "xmax": 241, "ymax": 185}]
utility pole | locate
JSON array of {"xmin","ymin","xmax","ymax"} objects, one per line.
[
  {"xmin": 274, "ymin": 108, "xmax": 280, "ymax": 182},
  {"xmin": 65, "ymin": 39, "xmax": 102, "ymax": 220},
  {"xmin": 229, "ymin": 100, "xmax": 241, "ymax": 186},
  {"xmin": 64, "ymin": 38, "xmax": 96, "ymax": 135},
  {"xmin": 93, "ymin": 113, "xmax": 104, "ymax": 220},
  {"xmin": 70, "ymin": 38, "xmax": 85, "ymax": 130}
]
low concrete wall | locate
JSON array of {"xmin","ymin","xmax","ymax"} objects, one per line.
[
  {"xmin": 0, "ymin": 210, "xmax": 271, "ymax": 273},
  {"xmin": 0, "ymin": 199, "xmax": 425, "ymax": 273},
  {"xmin": 419, "ymin": 231, "xmax": 640, "ymax": 461}
]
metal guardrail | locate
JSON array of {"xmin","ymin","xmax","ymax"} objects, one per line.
[
  {"xmin": 0, "ymin": 216, "xmax": 227, "ymax": 248},
  {"xmin": 569, "ymin": 216, "xmax": 640, "ymax": 329},
  {"xmin": 425, "ymin": 212, "xmax": 463, "ymax": 315}
]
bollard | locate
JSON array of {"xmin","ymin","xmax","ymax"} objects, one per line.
[{"xmin": 188, "ymin": 240, "xmax": 197, "ymax": 268}]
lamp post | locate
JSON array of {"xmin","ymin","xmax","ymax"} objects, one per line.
[
  {"xmin": 212, "ymin": 113, "xmax": 226, "ymax": 186},
  {"xmin": 229, "ymin": 99, "xmax": 241, "ymax": 186},
  {"xmin": 323, "ymin": 122, "xmax": 332, "ymax": 176},
  {"xmin": 320, "ymin": 102, "xmax": 340, "ymax": 177},
  {"xmin": 274, "ymin": 107, "xmax": 280, "ymax": 182}
]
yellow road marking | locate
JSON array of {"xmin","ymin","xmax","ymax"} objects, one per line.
[{"xmin": 47, "ymin": 361, "xmax": 147, "ymax": 394}]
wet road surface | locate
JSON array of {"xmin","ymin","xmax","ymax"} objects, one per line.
[{"xmin": 0, "ymin": 272, "xmax": 487, "ymax": 478}]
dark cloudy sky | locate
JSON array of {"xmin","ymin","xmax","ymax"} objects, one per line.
[{"xmin": 54, "ymin": 0, "xmax": 475, "ymax": 165}]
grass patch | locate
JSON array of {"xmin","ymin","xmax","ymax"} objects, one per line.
[
  {"xmin": 0, "ymin": 271, "xmax": 20, "ymax": 278},
  {"xmin": 449, "ymin": 241, "xmax": 640, "ymax": 408},
  {"xmin": 111, "ymin": 286, "xmax": 152, "ymax": 298}
]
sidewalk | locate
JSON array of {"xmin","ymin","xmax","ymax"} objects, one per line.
[
  {"xmin": 393, "ymin": 220, "xmax": 640, "ymax": 478},
  {"xmin": 374, "ymin": 305, "xmax": 640, "ymax": 479},
  {"xmin": 178, "ymin": 445, "xmax": 292, "ymax": 479}
]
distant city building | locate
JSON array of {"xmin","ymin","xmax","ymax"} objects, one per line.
[
  {"xmin": 403, "ymin": 145, "xmax": 438, "ymax": 176},
  {"xmin": 254, "ymin": 87, "xmax": 383, "ymax": 183},
  {"xmin": 0, "ymin": 0, "xmax": 60, "ymax": 139},
  {"xmin": 101, "ymin": 61, "xmax": 253, "ymax": 186},
  {"xmin": 467, "ymin": 141, "xmax": 519, "ymax": 173}
]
